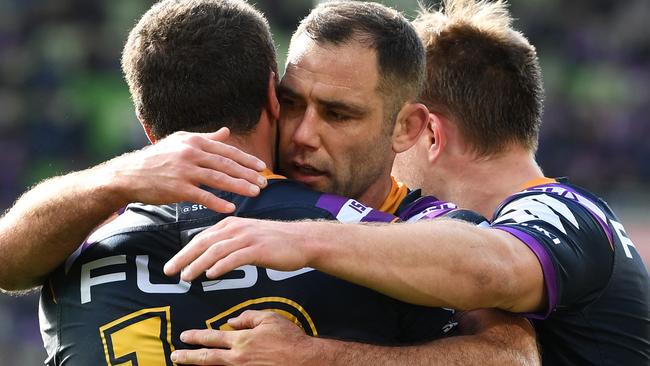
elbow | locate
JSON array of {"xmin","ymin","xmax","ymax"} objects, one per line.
[
  {"xmin": 0, "ymin": 270, "xmax": 43, "ymax": 293},
  {"xmin": 0, "ymin": 279, "xmax": 26, "ymax": 293}
]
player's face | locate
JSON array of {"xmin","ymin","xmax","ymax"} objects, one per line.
[{"xmin": 278, "ymin": 35, "xmax": 395, "ymax": 202}]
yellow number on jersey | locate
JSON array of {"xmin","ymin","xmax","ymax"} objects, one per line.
[{"xmin": 99, "ymin": 306, "xmax": 176, "ymax": 366}]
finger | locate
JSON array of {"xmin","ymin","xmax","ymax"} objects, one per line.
[
  {"xmin": 180, "ymin": 329, "xmax": 234, "ymax": 348},
  {"xmin": 227, "ymin": 310, "xmax": 273, "ymax": 330},
  {"xmin": 163, "ymin": 228, "xmax": 226, "ymax": 277},
  {"xmin": 183, "ymin": 185, "xmax": 237, "ymax": 214},
  {"xmin": 199, "ymin": 134, "xmax": 266, "ymax": 173},
  {"xmin": 183, "ymin": 238, "xmax": 248, "ymax": 281},
  {"xmin": 194, "ymin": 167, "xmax": 262, "ymax": 198},
  {"xmin": 171, "ymin": 348, "xmax": 230, "ymax": 365},
  {"xmin": 205, "ymin": 246, "xmax": 257, "ymax": 279}
]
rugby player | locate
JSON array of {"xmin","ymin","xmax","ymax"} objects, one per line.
[
  {"xmin": 0, "ymin": 0, "xmax": 538, "ymax": 365},
  {"xmin": 167, "ymin": 1, "xmax": 650, "ymax": 365}
]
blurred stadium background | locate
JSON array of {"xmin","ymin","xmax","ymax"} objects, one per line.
[{"xmin": 0, "ymin": 0, "xmax": 648, "ymax": 363}]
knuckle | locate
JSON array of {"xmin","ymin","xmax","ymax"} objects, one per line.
[
  {"xmin": 222, "ymin": 216, "xmax": 237, "ymax": 225},
  {"xmin": 197, "ymin": 190, "xmax": 212, "ymax": 204},
  {"xmin": 206, "ymin": 244, "xmax": 221, "ymax": 256},
  {"xmin": 240, "ymin": 309, "xmax": 254, "ymax": 318},
  {"xmin": 213, "ymin": 154, "xmax": 228, "ymax": 166},
  {"xmin": 199, "ymin": 349, "xmax": 210, "ymax": 364},
  {"xmin": 185, "ymin": 134, "xmax": 203, "ymax": 146},
  {"xmin": 231, "ymin": 350, "xmax": 247, "ymax": 363},
  {"xmin": 210, "ymin": 171, "xmax": 226, "ymax": 184},
  {"xmin": 178, "ymin": 146, "xmax": 196, "ymax": 160},
  {"xmin": 201, "ymin": 332, "xmax": 214, "ymax": 344},
  {"xmin": 169, "ymin": 131, "xmax": 186, "ymax": 140},
  {"xmin": 224, "ymin": 157, "xmax": 238, "ymax": 170}
]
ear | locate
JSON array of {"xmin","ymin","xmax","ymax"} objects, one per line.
[
  {"xmin": 266, "ymin": 71, "xmax": 280, "ymax": 121},
  {"xmin": 427, "ymin": 112, "xmax": 446, "ymax": 163},
  {"xmin": 137, "ymin": 110, "xmax": 157, "ymax": 144},
  {"xmin": 391, "ymin": 102, "xmax": 429, "ymax": 153}
]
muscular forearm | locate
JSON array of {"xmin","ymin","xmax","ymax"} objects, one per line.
[
  {"xmin": 306, "ymin": 219, "xmax": 543, "ymax": 312},
  {"xmin": 173, "ymin": 309, "xmax": 539, "ymax": 366},
  {"xmin": 0, "ymin": 131, "xmax": 266, "ymax": 292},
  {"xmin": 0, "ymin": 164, "xmax": 127, "ymax": 291},
  {"xmin": 307, "ymin": 312, "xmax": 539, "ymax": 366}
]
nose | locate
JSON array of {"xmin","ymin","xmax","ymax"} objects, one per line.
[{"xmin": 291, "ymin": 105, "xmax": 321, "ymax": 151}]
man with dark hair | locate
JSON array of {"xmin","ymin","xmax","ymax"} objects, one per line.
[
  {"xmin": 121, "ymin": 0, "xmax": 278, "ymax": 138},
  {"xmin": 171, "ymin": 1, "xmax": 650, "ymax": 365},
  {"xmin": 275, "ymin": 0, "xmax": 428, "ymax": 206},
  {"xmin": 0, "ymin": 0, "xmax": 538, "ymax": 365}
]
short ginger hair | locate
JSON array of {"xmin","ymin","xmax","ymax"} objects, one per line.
[{"xmin": 414, "ymin": 0, "xmax": 544, "ymax": 155}]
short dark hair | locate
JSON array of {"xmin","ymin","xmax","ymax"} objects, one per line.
[
  {"xmin": 293, "ymin": 1, "xmax": 425, "ymax": 124},
  {"xmin": 122, "ymin": 0, "xmax": 278, "ymax": 139},
  {"xmin": 414, "ymin": 0, "xmax": 544, "ymax": 155}
]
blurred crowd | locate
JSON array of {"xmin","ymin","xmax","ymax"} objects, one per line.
[{"xmin": 0, "ymin": 0, "xmax": 648, "ymax": 363}]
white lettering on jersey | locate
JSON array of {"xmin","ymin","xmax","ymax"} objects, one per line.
[
  {"xmin": 611, "ymin": 220, "xmax": 637, "ymax": 259},
  {"xmin": 78, "ymin": 260, "xmax": 317, "ymax": 302},
  {"xmin": 442, "ymin": 320, "xmax": 459, "ymax": 334},
  {"xmin": 336, "ymin": 199, "xmax": 372, "ymax": 223},
  {"xmin": 266, "ymin": 268, "xmax": 315, "ymax": 281},
  {"xmin": 521, "ymin": 223, "xmax": 562, "ymax": 245},
  {"xmin": 202, "ymin": 265, "xmax": 257, "ymax": 292},
  {"xmin": 180, "ymin": 204, "xmax": 208, "ymax": 214},
  {"xmin": 80, "ymin": 255, "xmax": 126, "ymax": 304},
  {"xmin": 494, "ymin": 194, "xmax": 578, "ymax": 234},
  {"xmin": 136, "ymin": 255, "xmax": 191, "ymax": 294}
]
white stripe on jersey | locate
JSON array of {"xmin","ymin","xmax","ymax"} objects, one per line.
[{"xmin": 493, "ymin": 194, "xmax": 578, "ymax": 234}]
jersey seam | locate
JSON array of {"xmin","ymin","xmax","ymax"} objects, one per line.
[
  {"xmin": 548, "ymin": 194, "xmax": 616, "ymax": 312},
  {"xmin": 86, "ymin": 203, "xmax": 338, "ymax": 248}
]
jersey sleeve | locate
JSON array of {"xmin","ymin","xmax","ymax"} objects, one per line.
[{"xmin": 491, "ymin": 192, "xmax": 614, "ymax": 319}]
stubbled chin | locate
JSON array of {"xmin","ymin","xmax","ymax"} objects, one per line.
[{"xmin": 292, "ymin": 174, "xmax": 329, "ymax": 191}]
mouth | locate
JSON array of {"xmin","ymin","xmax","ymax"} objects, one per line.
[{"xmin": 290, "ymin": 161, "xmax": 328, "ymax": 185}]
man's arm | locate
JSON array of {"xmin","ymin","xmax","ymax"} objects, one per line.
[
  {"xmin": 165, "ymin": 216, "xmax": 544, "ymax": 313},
  {"xmin": 171, "ymin": 309, "xmax": 540, "ymax": 366},
  {"xmin": 0, "ymin": 129, "xmax": 266, "ymax": 291}
]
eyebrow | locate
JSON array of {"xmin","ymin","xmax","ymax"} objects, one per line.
[
  {"xmin": 277, "ymin": 85, "xmax": 299, "ymax": 99},
  {"xmin": 278, "ymin": 85, "xmax": 369, "ymax": 116},
  {"xmin": 317, "ymin": 99, "xmax": 369, "ymax": 116}
]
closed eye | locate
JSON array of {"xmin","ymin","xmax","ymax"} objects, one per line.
[{"xmin": 325, "ymin": 109, "xmax": 352, "ymax": 122}]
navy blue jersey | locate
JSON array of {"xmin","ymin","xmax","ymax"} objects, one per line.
[
  {"xmin": 491, "ymin": 178, "xmax": 650, "ymax": 365},
  {"xmin": 39, "ymin": 178, "xmax": 455, "ymax": 365}
]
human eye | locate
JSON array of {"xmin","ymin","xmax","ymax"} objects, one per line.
[
  {"xmin": 326, "ymin": 109, "xmax": 352, "ymax": 122},
  {"xmin": 279, "ymin": 95, "xmax": 296, "ymax": 107}
]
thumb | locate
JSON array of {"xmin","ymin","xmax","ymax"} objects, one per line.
[
  {"xmin": 205, "ymin": 127, "xmax": 231, "ymax": 142},
  {"xmin": 227, "ymin": 310, "xmax": 272, "ymax": 330}
]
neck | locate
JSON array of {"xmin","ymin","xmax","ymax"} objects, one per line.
[
  {"xmin": 227, "ymin": 112, "xmax": 276, "ymax": 170},
  {"xmin": 432, "ymin": 148, "xmax": 544, "ymax": 218},
  {"xmin": 226, "ymin": 134, "xmax": 274, "ymax": 170},
  {"xmin": 356, "ymin": 174, "xmax": 394, "ymax": 210}
]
